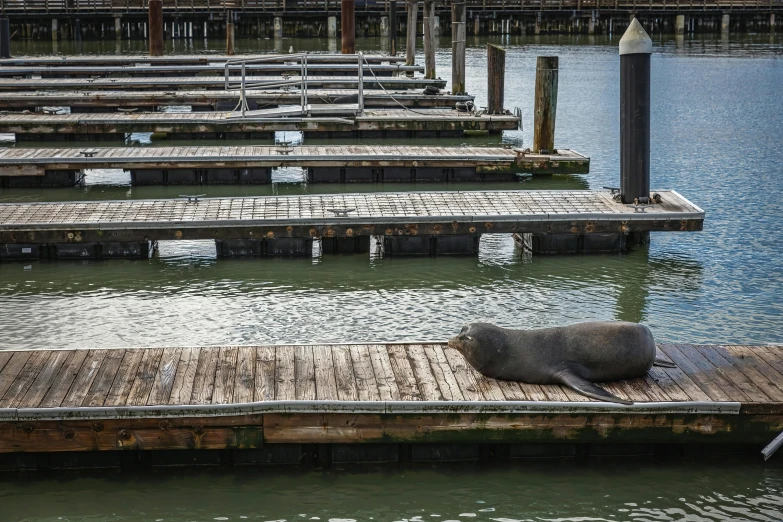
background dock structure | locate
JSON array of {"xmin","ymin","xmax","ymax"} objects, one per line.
[
  {"xmin": 0, "ymin": 189, "xmax": 702, "ymax": 259},
  {"xmin": 0, "ymin": 342, "xmax": 781, "ymax": 468},
  {"xmin": 0, "ymin": 54, "xmax": 408, "ymax": 66},
  {"xmin": 0, "ymin": 145, "xmax": 590, "ymax": 187},
  {"xmin": 0, "ymin": 0, "xmax": 779, "ymax": 40}
]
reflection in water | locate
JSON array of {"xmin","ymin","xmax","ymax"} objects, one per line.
[{"xmin": 0, "ymin": 460, "xmax": 782, "ymax": 522}]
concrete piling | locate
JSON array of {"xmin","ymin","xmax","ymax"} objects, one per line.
[
  {"xmin": 341, "ymin": 0, "xmax": 355, "ymax": 54},
  {"xmin": 619, "ymin": 18, "xmax": 652, "ymax": 246},
  {"xmin": 148, "ymin": 0, "xmax": 164, "ymax": 56},
  {"xmin": 274, "ymin": 16, "xmax": 283, "ymax": 39},
  {"xmin": 328, "ymin": 15, "xmax": 337, "ymax": 38},
  {"xmin": 533, "ymin": 56, "xmax": 558, "ymax": 154},
  {"xmin": 381, "ymin": 16, "xmax": 390, "ymax": 37},
  {"xmin": 51, "ymin": 19, "xmax": 58, "ymax": 41},
  {"xmin": 675, "ymin": 14, "xmax": 685, "ymax": 35},
  {"xmin": 721, "ymin": 13, "xmax": 730, "ymax": 33}
]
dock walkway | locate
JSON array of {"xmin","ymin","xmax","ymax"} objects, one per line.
[
  {"xmin": 0, "ymin": 190, "xmax": 703, "ymax": 244},
  {"xmin": 0, "ymin": 145, "xmax": 590, "ymax": 181},
  {"xmin": 0, "ymin": 343, "xmax": 780, "ymax": 460},
  {"xmin": 0, "ymin": 55, "xmax": 407, "ymax": 67}
]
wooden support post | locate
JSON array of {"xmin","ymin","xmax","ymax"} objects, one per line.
[
  {"xmin": 451, "ymin": 1, "xmax": 466, "ymax": 94},
  {"xmin": 389, "ymin": 1, "xmax": 398, "ymax": 56},
  {"xmin": 226, "ymin": 22, "xmax": 235, "ymax": 55},
  {"xmin": 675, "ymin": 14, "xmax": 685, "ymax": 35},
  {"xmin": 619, "ymin": 18, "xmax": 652, "ymax": 247},
  {"xmin": 51, "ymin": 19, "xmax": 58, "ymax": 41},
  {"xmin": 328, "ymin": 15, "xmax": 337, "ymax": 38},
  {"xmin": 405, "ymin": 0, "xmax": 417, "ymax": 67},
  {"xmin": 115, "ymin": 16, "xmax": 121, "ymax": 40},
  {"xmin": 274, "ymin": 16, "xmax": 283, "ymax": 38},
  {"xmin": 423, "ymin": 0, "xmax": 435, "ymax": 79},
  {"xmin": 486, "ymin": 44, "xmax": 505, "ymax": 115},
  {"xmin": 0, "ymin": 19, "xmax": 9, "ymax": 59},
  {"xmin": 341, "ymin": 0, "xmax": 355, "ymax": 54},
  {"xmin": 721, "ymin": 13, "xmax": 730, "ymax": 33},
  {"xmin": 533, "ymin": 56, "xmax": 558, "ymax": 154},
  {"xmin": 148, "ymin": 0, "xmax": 164, "ymax": 57}
]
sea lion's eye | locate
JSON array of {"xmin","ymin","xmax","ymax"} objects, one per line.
[{"xmin": 465, "ymin": 335, "xmax": 473, "ymax": 341}]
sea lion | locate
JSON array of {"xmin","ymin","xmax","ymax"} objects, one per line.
[{"xmin": 447, "ymin": 321, "xmax": 676, "ymax": 405}]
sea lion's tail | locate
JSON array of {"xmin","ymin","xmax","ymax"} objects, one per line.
[
  {"xmin": 555, "ymin": 370, "xmax": 634, "ymax": 406},
  {"xmin": 653, "ymin": 357, "xmax": 677, "ymax": 368}
]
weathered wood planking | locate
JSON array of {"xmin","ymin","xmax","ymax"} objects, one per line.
[
  {"xmin": 0, "ymin": 190, "xmax": 704, "ymax": 244},
  {"xmin": 0, "ymin": 344, "xmax": 781, "ymax": 454},
  {"xmin": 0, "ymin": 145, "xmax": 588, "ymax": 175},
  {"xmin": 0, "ymin": 55, "xmax": 407, "ymax": 67},
  {"xmin": 0, "ymin": 109, "xmax": 519, "ymax": 136}
]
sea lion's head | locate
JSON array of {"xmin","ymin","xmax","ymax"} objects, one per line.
[
  {"xmin": 448, "ymin": 323, "xmax": 475, "ymax": 353},
  {"xmin": 448, "ymin": 323, "xmax": 508, "ymax": 375}
]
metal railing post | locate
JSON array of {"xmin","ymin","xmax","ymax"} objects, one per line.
[
  {"xmin": 358, "ymin": 52, "xmax": 364, "ymax": 113},
  {"xmin": 241, "ymin": 62, "xmax": 246, "ymax": 116},
  {"xmin": 224, "ymin": 62, "xmax": 230, "ymax": 90}
]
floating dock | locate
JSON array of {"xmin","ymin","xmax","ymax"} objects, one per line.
[
  {"xmin": 0, "ymin": 109, "xmax": 521, "ymax": 141},
  {"xmin": 0, "ymin": 89, "xmax": 472, "ymax": 111},
  {"xmin": 0, "ymin": 343, "xmax": 779, "ymax": 468},
  {"xmin": 0, "ymin": 63, "xmax": 423, "ymax": 78},
  {"xmin": 0, "ymin": 145, "xmax": 589, "ymax": 186},
  {"xmin": 0, "ymin": 189, "xmax": 703, "ymax": 259},
  {"xmin": 0, "ymin": 54, "xmax": 408, "ymax": 67},
  {"xmin": 0, "ymin": 76, "xmax": 447, "ymax": 92}
]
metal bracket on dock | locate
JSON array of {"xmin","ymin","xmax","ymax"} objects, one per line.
[
  {"xmin": 633, "ymin": 204, "xmax": 652, "ymax": 213},
  {"xmin": 179, "ymin": 194, "xmax": 206, "ymax": 204},
  {"xmin": 326, "ymin": 208, "xmax": 356, "ymax": 217},
  {"xmin": 603, "ymin": 186, "xmax": 620, "ymax": 194},
  {"xmin": 79, "ymin": 149, "xmax": 98, "ymax": 158},
  {"xmin": 276, "ymin": 140, "xmax": 294, "ymax": 155}
]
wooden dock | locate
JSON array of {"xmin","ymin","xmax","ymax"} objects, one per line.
[
  {"xmin": 0, "ymin": 75, "xmax": 447, "ymax": 92},
  {"xmin": 0, "ymin": 63, "xmax": 424, "ymax": 79},
  {"xmin": 0, "ymin": 54, "xmax": 408, "ymax": 67},
  {"xmin": 0, "ymin": 109, "xmax": 521, "ymax": 140},
  {"xmin": 0, "ymin": 89, "xmax": 472, "ymax": 110},
  {"xmin": 0, "ymin": 343, "xmax": 780, "ymax": 464},
  {"xmin": 0, "ymin": 189, "xmax": 703, "ymax": 245},
  {"xmin": 0, "ymin": 146, "xmax": 590, "ymax": 184}
]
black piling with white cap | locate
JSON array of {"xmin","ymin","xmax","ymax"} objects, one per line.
[{"xmin": 619, "ymin": 18, "xmax": 652, "ymax": 209}]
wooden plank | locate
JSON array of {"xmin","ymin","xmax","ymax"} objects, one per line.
[
  {"xmin": 331, "ymin": 345, "xmax": 359, "ymax": 401},
  {"xmin": 82, "ymin": 349, "xmax": 126, "ymax": 407},
  {"xmin": 167, "ymin": 347, "xmax": 200, "ymax": 406},
  {"xmin": 254, "ymin": 346, "xmax": 276, "ymax": 401},
  {"xmin": 736, "ymin": 346, "xmax": 783, "ymax": 401},
  {"xmin": 190, "ymin": 347, "xmax": 220, "ymax": 405},
  {"xmin": 275, "ymin": 346, "xmax": 296, "ymax": 401},
  {"xmin": 676, "ymin": 344, "xmax": 752, "ymax": 402},
  {"xmin": 0, "ymin": 351, "xmax": 33, "ymax": 401},
  {"xmin": 61, "ymin": 350, "xmax": 109, "ymax": 408},
  {"xmin": 39, "ymin": 350, "xmax": 90, "ymax": 408},
  {"xmin": 404, "ymin": 345, "xmax": 443, "ymax": 401},
  {"xmin": 294, "ymin": 345, "xmax": 316, "ymax": 401},
  {"xmin": 313, "ymin": 345, "xmax": 339, "ymax": 401},
  {"xmin": 125, "ymin": 348, "xmax": 165, "ymax": 407},
  {"xmin": 658, "ymin": 344, "xmax": 731, "ymax": 401},
  {"xmin": 233, "ymin": 346, "xmax": 256, "ymax": 404},
  {"xmin": 212, "ymin": 346, "xmax": 240, "ymax": 405},
  {"xmin": 367, "ymin": 345, "xmax": 401, "ymax": 401},
  {"xmin": 698, "ymin": 345, "xmax": 774, "ymax": 402},
  {"xmin": 647, "ymin": 366, "xmax": 692, "ymax": 402},
  {"xmin": 103, "ymin": 349, "xmax": 145, "ymax": 407},
  {"xmin": 349, "ymin": 345, "xmax": 381, "ymax": 401},
  {"xmin": 0, "ymin": 351, "xmax": 14, "ymax": 376},
  {"xmin": 147, "ymin": 347, "xmax": 183, "ymax": 406},
  {"xmin": 0, "ymin": 350, "xmax": 51, "ymax": 408},
  {"xmin": 442, "ymin": 346, "xmax": 483, "ymax": 401},
  {"xmin": 423, "ymin": 344, "xmax": 464, "ymax": 401},
  {"xmin": 386, "ymin": 345, "xmax": 422, "ymax": 401},
  {"xmin": 17, "ymin": 350, "xmax": 74, "ymax": 408}
]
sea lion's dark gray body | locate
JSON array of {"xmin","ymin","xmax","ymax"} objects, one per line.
[{"xmin": 448, "ymin": 321, "xmax": 671, "ymax": 405}]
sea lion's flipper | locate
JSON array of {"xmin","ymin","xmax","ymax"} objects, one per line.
[
  {"xmin": 555, "ymin": 371, "xmax": 634, "ymax": 405},
  {"xmin": 653, "ymin": 357, "xmax": 677, "ymax": 368}
]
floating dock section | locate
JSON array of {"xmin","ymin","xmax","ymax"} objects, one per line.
[
  {"xmin": 0, "ymin": 342, "xmax": 779, "ymax": 469},
  {"xmin": 0, "ymin": 189, "xmax": 703, "ymax": 259},
  {"xmin": 0, "ymin": 146, "xmax": 590, "ymax": 187}
]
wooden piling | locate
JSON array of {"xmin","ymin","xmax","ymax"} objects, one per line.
[
  {"xmin": 226, "ymin": 22, "xmax": 235, "ymax": 55},
  {"xmin": 389, "ymin": 1, "xmax": 398, "ymax": 56},
  {"xmin": 451, "ymin": 1, "xmax": 466, "ymax": 94},
  {"xmin": 341, "ymin": 0, "xmax": 355, "ymax": 54},
  {"xmin": 0, "ymin": 19, "xmax": 9, "ymax": 59},
  {"xmin": 148, "ymin": 0, "xmax": 164, "ymax": 57},
  {"xmin": 486, "ymin": 44, "xmax": 505, "ymax": 115},
  {"xmin": 533, "ymin": 56, "xmax": 558, "ymax": 154},
  {"xmin": 423, "ymin": 0, "xmax": 435, "ymax": 79},
  {"xmin": 405, "ymin": 0, "xmax": 418, "ymax": 73}
]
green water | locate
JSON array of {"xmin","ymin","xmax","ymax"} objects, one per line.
[{"xmin": 2, "ymin": 460, "xmax": 783, "ymax": 521}]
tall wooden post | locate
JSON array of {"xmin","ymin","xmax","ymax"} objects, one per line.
[
  {"xmin": 487, "ymin": 44, "xmax": 505, "ymax": 115},
  {"xmin": 451, "ymin": 1, "xmax": 466, "ymax": 94},
  {"xmin": 405, "ymin": 0, "xmax": 418, "ymax": 68},
  {"xmin": 148, "ymin": 0, "xmax": 164, "ymax": 57},
  {"xmin": 423, "ymin": 0, "xmax": 435, "ymax": 79},
  {"xmin": 389, "ymin": 1, "xmax": 398, "ymax": 56},
  {"xmin": 226, "ymin": 21, "xmax": 235, "ymax": 55},
  {"xmin": 341, "ymin": 0, "xmax": 355, "ymax": 54},
  {"xmin": 0, "ymin": 19, "xmax": 9, "ymax": 59},
  {"xmin": 533, "ymin": 56, "xmax": 558, "ymax": 154}
]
